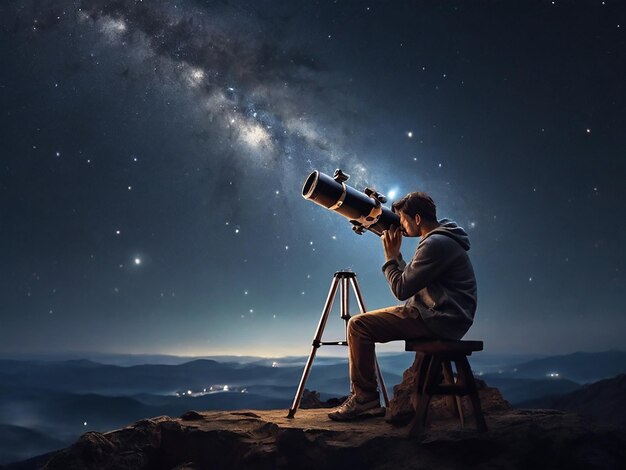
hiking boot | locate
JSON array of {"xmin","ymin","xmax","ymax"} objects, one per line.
[{"xmin": 328, "ymin": 394, "xmax": 385, "ymax": 421}]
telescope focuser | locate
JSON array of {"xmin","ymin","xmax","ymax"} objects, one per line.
[
  {"xmin": 333, "ymin": 169, "xmax": 350, "ymax": 183},
  {"xmin": 364, "ymin": 187, "xmax": 387, "ymax": 204}
]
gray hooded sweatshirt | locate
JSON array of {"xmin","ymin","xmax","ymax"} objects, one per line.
[{"xmin": 382, "ymin": 219, "xmax": 477, "ymax": 340}]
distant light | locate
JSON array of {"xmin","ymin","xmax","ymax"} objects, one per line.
[
  {"xmin": 332, "ymin": 235, "xmax": 337, "ymax": 240},
  {"xmin": 203, "ymin": 388, "xmax": 206, "ymax": 392},
  {"xmin": 134, "ymin": 257, "xmax": 142, "ymax": 265},
  {"xmin": 115, "ymin": 230, "xmax": 121, "ymax": 235},
  {"xmin": 83, "ymin": 421, "xmax": 87, "ymax": 426},
  {"xmin": 223, "ymin": 385, "xmax": 229, "ymax": 391},
  {"xmin": 407, "ymin": 131, "xmax": 413, "ymax": 138},
  {"xmin": 387, "ymin": 188, "xmax": 398, "ymax": 199},
  {"xmin": 187, "ymin": 390, "xmax": 192, "ymax": 395},
  {"xmin": 272, "ymin": 362, "xmax": 279, "ymax": 368},
  {"xmin": 586, "ymin": 128, "xmax": 591, "ymax": 134}
]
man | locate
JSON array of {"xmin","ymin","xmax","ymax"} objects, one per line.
[{"xmin": 328, "ymin": 191, "xmax": 477, "ymax": 421}]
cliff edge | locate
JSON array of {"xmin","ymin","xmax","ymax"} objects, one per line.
[{"xmin": 40, "ymin": 406, "xmax": 625, "ymax": 470}]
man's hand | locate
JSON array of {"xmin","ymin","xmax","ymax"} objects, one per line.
[{"xmin": 382, "ymin": 225, "xmax": 402, "ymax": 262}]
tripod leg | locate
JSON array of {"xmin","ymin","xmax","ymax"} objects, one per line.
[
  {"xmin": 349, "ymin": 277, "xmax": 390, "ymax": 407},
  {"xmin": 287, "ymin": 276, "xmax": 340, "ymax": 418}
]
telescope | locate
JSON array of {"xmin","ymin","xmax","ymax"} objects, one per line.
[{"xmin": 302, "ymin": 169, "xmax": 400, "ymax": 236}]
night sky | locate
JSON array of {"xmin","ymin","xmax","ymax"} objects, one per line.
[{"xmin": 1, "ymin": 0, "xmax": 625, "ymax": 358}]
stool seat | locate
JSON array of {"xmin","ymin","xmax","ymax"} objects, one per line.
[
  {"xmin": 403, "ymin": 339, "xmax": 487, "ymax": 438},
  {"xmin": 405, "ymin": 339, "xmax": 483, "ymax": 355}
]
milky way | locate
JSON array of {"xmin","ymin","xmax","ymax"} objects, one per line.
[{"xmin": 1, "ymin": 0, "xmax": 625, "ymax": 357}]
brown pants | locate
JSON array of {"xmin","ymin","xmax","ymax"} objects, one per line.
[{"xmin": 348, "ymin": 305, "xmax": 435, "ymax": 399}]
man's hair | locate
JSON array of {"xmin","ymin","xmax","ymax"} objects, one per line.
[{"xmin": 391, "ymin": 192, "xmax": 437, "ymax": 222}]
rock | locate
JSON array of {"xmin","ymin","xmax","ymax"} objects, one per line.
[
  {"xmin": 180, "ymin": 411, "xmax": 204, "ymax": 421},
  {"xmin": 386, "ymin": 353, "xmax": 511, "ymax": 425},
  {"xmin": 42, "ymin": 417, "xmax": 167, "ymax": 470},
  {"xmin": 40, "ymin": 407, "xmax": 625, "ymax": 470},
  {"xmin": 300, "ymin": 389, "xmax": 349, "ymax": 409},
  {"xmin": 299, "ymin": 389, "xmax": 323, "ymax": 409}
]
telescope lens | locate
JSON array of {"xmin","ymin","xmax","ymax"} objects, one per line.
[{"xmin": 302, "ymin": 171, "xmax": 318, "ymax": 199}]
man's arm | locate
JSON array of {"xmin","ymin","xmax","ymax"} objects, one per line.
[{"xmin": 383, "ymin": 236, "xmax": 454, "ymax": 301}]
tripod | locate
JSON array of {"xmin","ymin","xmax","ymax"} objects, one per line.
[{"xmin": 287, "ymin": 271, "xmax": 390, "ymax": 418}]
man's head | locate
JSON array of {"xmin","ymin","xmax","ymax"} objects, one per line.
[{"xmin": 392, "ymin": 192, "xmax": 438, "ymax": 237}]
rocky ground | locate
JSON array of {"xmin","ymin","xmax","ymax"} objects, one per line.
[{"xmin": 38, "ymin": 405, "xmax": 625, "ymax": 470}]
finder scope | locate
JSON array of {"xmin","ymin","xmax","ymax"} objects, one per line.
[{"xmin": 302, "ymin": 169, "xmax": 400, "ymax": 236}]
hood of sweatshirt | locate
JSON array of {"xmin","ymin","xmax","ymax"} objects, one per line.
[{"xmin": 420, "ymin": 218, "xmax": 471, "ymax": 251}]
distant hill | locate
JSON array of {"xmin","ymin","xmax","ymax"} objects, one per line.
[
  {"xmin": 0, "ymin": 424, "xmax": 64, "ymax": 466},
  {"xmin": 506, "ymin": 351, "xmax": 626, "ymax": 383},
  {"xmin": 518, "ymin": 374, "xmax": 626, "ymax": 428},
  {"xmin": 480, "ymin": 374, "xmax": 581, "ymax": 404}
]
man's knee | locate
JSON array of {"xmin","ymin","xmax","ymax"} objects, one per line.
[{"xmin": 348, "ymin": 315, "xmax": 370, "ymax": 339}]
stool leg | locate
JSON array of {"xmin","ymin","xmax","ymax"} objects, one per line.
[
  {"xmin": 408, "ymin": 355, "xmax": 441, "ymax": 438},
  {"xmin": 456, "ymin": 356, "xmax": 487, "ymax": 432},
  {"xmin": 409, "ymin": 352, "xmax": 428, "ymax": 412},
  {"xmin": 442, "ymin": 359, "xmax": 464, "ymax": 428}
]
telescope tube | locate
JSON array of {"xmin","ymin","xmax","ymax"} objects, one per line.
[{"xmin": 302, "ymin": 170, "xmax": 400, "ymax": 236}]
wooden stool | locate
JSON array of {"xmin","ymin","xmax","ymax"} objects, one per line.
[{"xmin": 404, "ymin": 339, "xmax": 487, "ymax": 438}]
